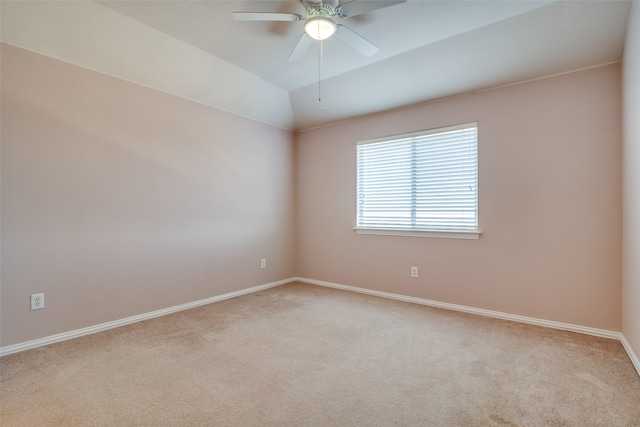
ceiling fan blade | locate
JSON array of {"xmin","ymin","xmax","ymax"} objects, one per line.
[
  {"xmin": 289, "ymin": 33, "xmax": 314, "ymax": 62},
  {"xmin": 232, "ymin": 12, "xmax": 302, "ymax": 22},
  {"xmin": 336, "ymin": 0, "xmax": 406, "ymax": 18},
  {"xmin": 335, "ymin": 25, "xmax": 379, "ymax": 57}
]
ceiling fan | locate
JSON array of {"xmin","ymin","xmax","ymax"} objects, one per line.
[{"xmin": 232, "ymin": 0, "xmax": 406, "ymax": 61}]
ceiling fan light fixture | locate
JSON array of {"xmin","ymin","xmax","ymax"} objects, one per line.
[{"xmin": 304, "ymin": 16, "xmax": 336, "ymax": 40}]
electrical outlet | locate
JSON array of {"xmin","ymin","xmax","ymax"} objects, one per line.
[
  {"xmin": 261, "ymin": 258, "xmax": 267, "ymax": 269},
  {"xmin": 411, "ymin": 266, "xmax": 419, "ymax": 278},
  {"xmin": 31, "ymin": 293, "xmax": 44, "ymax": 310}
]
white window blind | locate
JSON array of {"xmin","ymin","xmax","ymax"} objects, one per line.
[{"xmin": 356, "ymin": 123, "xmax": 478, "ymax": 237}]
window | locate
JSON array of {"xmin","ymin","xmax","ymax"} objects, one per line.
[{"xmin": 356, "ymin": 122, "xmax": 479, "ymax": 239}]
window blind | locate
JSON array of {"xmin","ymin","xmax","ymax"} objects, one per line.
[{"xmin": 356, "ymin": 123, "xmax": 478, "ymax": 233}]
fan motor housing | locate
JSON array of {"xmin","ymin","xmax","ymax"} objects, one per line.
[
  {"xmin": 307, "ymin": 3, "xmax": 336, "ymax": 18},
  {"xmin": 305, "ymin": 0, "xmax": 339, "ymax": 15}
]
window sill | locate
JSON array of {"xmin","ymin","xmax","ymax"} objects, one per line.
[{"xmin": 354, "ymin": 227, "xmax": 481, "ymax": 240}]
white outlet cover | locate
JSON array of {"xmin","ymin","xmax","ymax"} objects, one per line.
[{"xmin": 31, "ymin": 293, "xmax": 44, "ymax": 310}]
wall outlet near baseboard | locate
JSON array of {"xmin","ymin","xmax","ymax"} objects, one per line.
[
  {"xmin": 261, "ymin": 258, "xmax": 267, "ymax": 269},
  {"xmin": 411, "ymin": 266, "xmax": 419, "ymax": 278},
  {"xmin": 31, "ymin": 293, "xmax": 44, "ymax": 310}
]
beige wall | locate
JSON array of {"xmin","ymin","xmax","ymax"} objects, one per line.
[
  {"xmin": 296, "ymin": 64, "xmax": 622, "ymax": 331},
  {"xmin": 0, "ymin": 41, "xmax": 627, "ymax": 349},
  {"xmin": 623, "ymin": 1, "xmax": 640, "ymax": 364},
  {"xmin": 0, "ymin": 44, "xmax": 295, "ymax": 346}
]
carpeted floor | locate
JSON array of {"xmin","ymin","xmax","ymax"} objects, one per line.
[{"xmin": 1, "ymin": 282, "xmax": 639, "ymax": 426}]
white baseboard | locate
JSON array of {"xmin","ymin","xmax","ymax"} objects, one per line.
[
  {"xmin": 294, "ymin": 277, "xmax": 640, "ymax": 377},
  {"xmin": 294, "ymin": 277, "xmax": 621, "ymax": 339},
  {"xmin": 620, "ymin": 334, "xmax": 640, "ymax": 377},
  {"xmin": 3, "ymin": 275, "xmax": 639, "ymax": 379},
  {"xmin": 0, "ymin": 278, "xmax": 293, "ymax": 357}
]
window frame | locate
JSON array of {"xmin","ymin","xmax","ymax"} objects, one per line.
[{"xmin": 354, "ymin": 122, "xmax": 481, "ymax": 240}]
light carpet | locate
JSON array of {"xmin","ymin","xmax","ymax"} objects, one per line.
[{"xmin": 1, "ymin": 282, "xmax": 639, "ymax": 426}]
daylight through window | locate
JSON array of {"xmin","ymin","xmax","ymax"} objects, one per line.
[{"xmin": 356, "ymin": 123, "xmax": 479, "ymax": 238}]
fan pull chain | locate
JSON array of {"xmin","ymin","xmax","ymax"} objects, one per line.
[{"xmin": 318, "ymin": 39, "xmax": 325, "ymax": 112}]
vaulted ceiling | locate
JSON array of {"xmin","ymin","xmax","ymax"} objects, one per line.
[{"xmin": 1, "ymin": 1, "xmax": 632, "ymax": 130}]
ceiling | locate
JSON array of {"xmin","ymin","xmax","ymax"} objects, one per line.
[{"xmin": 1, "ymin": 1, "xmax": 633, "ymax": 130}]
